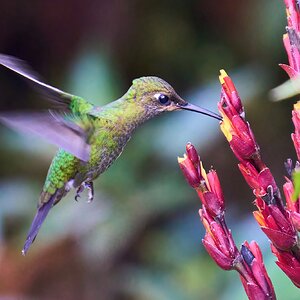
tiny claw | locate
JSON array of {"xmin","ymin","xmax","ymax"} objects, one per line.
[{"xmin": 75, "ymin": 185, "xmax": 84, "ymax": 201}]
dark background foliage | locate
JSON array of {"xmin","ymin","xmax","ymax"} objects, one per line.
[{"xmin": 0, "ymin": 0, "xmax": 298, "ymax": 299}]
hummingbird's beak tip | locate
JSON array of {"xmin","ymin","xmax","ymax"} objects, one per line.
[{"xmin": 178, "ymin": 102, "xmax": 222, "ymax": 121}]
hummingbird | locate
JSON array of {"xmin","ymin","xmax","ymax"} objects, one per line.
[{"xmin": 0, "ymin": 54, "xmax": 221, "ymax": 255}]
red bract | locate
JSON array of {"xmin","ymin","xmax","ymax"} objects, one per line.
[
  {"xmin": 284, "ymin": 0, "xmax": 300, "ymax": 30},
  {"xmin": 292, "ymin": 103, "xmax": 300, "ymax": 160},
  {"xmin": 271, "ymin": 244, "xmax": 300, "ymax": 288},
  {"xmin": 284, "ymin": 179, "xmax": 300, "ymax": 230},
  {"xmin": 197, "ymin": 190, "xmax": 224, "ymax": 218},
  {"xmin": 186, "ymin": 142, "xmax": 200, "ymax": 167},
  {"xmin": 178, "ymin": 154, "xmax": 200, "ymax": 188},
  {"xmin": 238, "ymin": 163, "xmax": 277, "ymax": 198},
  {"xmin": 238, "ymin": 241, "xmax": 276, "ymax": 300},
  {"xmin": 196, "ymin": 169, "xmax": 225, "ymax": 217},
  {"xmin": 281, "ymin": 0, "xmax": 300, "ymax": 77},
  {"xmin": 206, "ymin": 170, "xmax": 225, "ymax": 207}
]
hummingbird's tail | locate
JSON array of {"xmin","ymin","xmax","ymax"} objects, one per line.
[{"xmin": 22, "ymin": 189, "xmax": 62, "ymax": 255}]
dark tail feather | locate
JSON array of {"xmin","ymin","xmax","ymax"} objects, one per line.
[{"xmin": 22, "ymin": 193, "xmax": 56, "ymax": 255}]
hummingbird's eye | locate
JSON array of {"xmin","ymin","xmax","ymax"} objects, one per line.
[{"xmin": 155, "ymin": 93, "xmax": 170, "ymax": 105}]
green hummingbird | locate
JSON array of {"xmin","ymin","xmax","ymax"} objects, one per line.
[{"xmin": 0, "ymin": 54, "xmax": 221, "ymax": 255}]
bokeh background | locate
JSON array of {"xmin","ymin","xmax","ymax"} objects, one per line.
[{"xmin": 0, "ymin": 0, "xmax": 299, "ymax": 299}]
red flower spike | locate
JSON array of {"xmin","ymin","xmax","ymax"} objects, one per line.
[
  {"xmin": 219, "ymin": 71, "xmax": 259, "ymax": 163},
  {"xmin": 179, "ymin": 143, "xmax": 275, "ymax": 296}
]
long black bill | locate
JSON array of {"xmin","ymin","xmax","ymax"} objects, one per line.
[{"xmin": 178, "ymin": 102, "xmax": 222, "ymax": 121}]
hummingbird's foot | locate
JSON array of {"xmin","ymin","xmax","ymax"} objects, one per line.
[
  {"xmin": 85, "ymin": 181, "xmax": 94, "ymax": 203},
  {"xmin": 74, "ymin": 181, "xmax": 94, "ymax": 203},
  {"xmin": 75, "ymin": 184, "xmax": 84, "ymax": 202}
]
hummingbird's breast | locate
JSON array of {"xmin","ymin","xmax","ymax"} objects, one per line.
[{"xmin": 84, "ymin": 118, "xmax": 137, "ymax": 181}]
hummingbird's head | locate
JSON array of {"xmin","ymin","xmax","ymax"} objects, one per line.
[{"xmin": 129, "ymin": 76, "xmax": 221, "ymax": 120}]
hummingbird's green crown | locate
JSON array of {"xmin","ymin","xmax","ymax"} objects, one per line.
[
  {"xmin": 131, "ymin": 76, "xmax": 175, "ymax": 96},
  {"xmin": 125, "ymin": 76, "xmax": 187, "ymax": 117}
]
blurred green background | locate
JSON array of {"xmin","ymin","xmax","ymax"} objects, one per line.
[{"xmin": 0, "ymin": 0, "xmax": 299, "ymax": 299}]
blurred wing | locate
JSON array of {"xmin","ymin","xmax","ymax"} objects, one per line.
[
  {"xmin": 0, "ymin": 54, "xmax": 73, "ymax": 108},
  {"xmin": 0, "ymin": 111, "xmax": 92, "ymax": 161}
]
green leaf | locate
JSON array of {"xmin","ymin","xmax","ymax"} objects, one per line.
[{"xmin": 292, "ymin": 170, "xmax": 300, "ymax": 201}]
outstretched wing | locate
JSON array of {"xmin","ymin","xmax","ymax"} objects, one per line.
[
  {"xmin": 0, "ymin": 111, "xmax": 92, "ymax": 161},
  {"xmin": 0, "ymin": 54, "xmax": 98, "ymax": 161},
  {"xmin": 0, "ymin": 54, "xmax": 73, "ymax": 109}
]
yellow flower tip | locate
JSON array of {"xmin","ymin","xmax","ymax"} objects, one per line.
[
  {"xmin": 219, "ymin": 115, "xmax": 233, "ymax": 142},
  {"xmin": 218, "ymin": 109, "xmax": 227, "ymax": 121},
  {"xmin": 177, "ymin": 154, "xmax": 187, "ymax": 164},
  {"xmin": 294, "ymin": 101, "xmax": 300, "ymax": 111},
  {"xmin": 199, "ymin": 161, "xmax": 210, "ymax": 188},
  {"xmin": 253, "ymin": 211, "xmax": 266, "ymax": 227},
  {"xmin": 219, "ymin": 69, "xmax": 228, "ymax": 84},
  {"xmin": 202, "ymin": 217, "xmax": 211, "ymax": 234}
]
